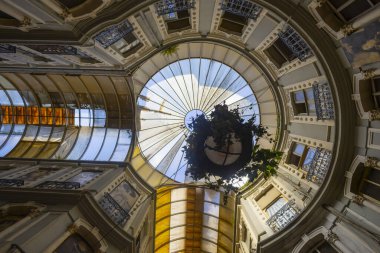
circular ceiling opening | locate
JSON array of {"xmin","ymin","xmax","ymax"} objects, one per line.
[{"xmin": 137, "ymin": 57, "xmax": 260, "ymax": 182}]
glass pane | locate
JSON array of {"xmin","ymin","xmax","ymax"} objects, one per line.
[
  {"xmin": 340, "ymin": 1, "xmax": 371, "ymax": 21},
  {"xmin": 303, "ymin": 148, "xmax": 316, "ymax": 168},
  {"xmin": 7, "ymin": 90, "xmax": 24, "ymax": 106},
  {"xmin": 266, "ymin": 197, "xmax": 286, "ymax": 217},
  {"xmin": 293, "ymin": 90, "xmax": 305, "ymax": 103},
  {"xmin": 66, "ymin": 127, "xmax": 92, "ymax": 160},
  {"xmin": 96, "ymin": 128, "xmax": 118, "ymax": 161},
  {"xmin": 293, "ymin": 143, "xmax": 305, "ymax": 156},
  {"xmin": 81, "ymin": 128, "xmax": 106, "ymax": 160},
  {"xmin": 110, "ymin": 129, "xmax": 132, "ymax": 161}
]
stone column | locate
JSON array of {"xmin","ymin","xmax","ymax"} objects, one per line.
[{"xmin": 325, "ymin": 230, "xmax": 353, "ymax": 253}]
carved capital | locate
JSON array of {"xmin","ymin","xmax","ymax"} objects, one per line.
[
  {"xmin": 326, "ymin": 230, "xmax": 339, "ymax": 244},
  {"xmin": 364, "ymin": 156, "xmax": 379, "ymax": 167},
  {"xmin": 27, "ymin": 208, "xmax": 40, "ymax": 218},
  {"xmin": 352, "ymin": 195, "xmax": 365, "ymax": 206},
  {"xmin": 369, "ymin": 110, "xmax": 380, "ymax": 121},
  {"xmin": 340, "ymin": 24, "xmax": 355, "ymax": 37},
  {"xmin": 60, "ymin": 9, "xmax": 70, "ymax": 19},
  {"xmin": 20, "ymin": 16, "xmax": 31, "ymax": 27},
  {"xmin": 362, "ymin": 69, "xmax": 376, "ymax": 80},
  {"xmin": 67, "ymin": 224, "xmax": 78, "ymax": 234}
]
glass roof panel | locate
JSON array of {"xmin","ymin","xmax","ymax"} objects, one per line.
[
  {"xmin": 155, "ymin": 186, "xmax": 234, "ymax": 253},
  {"xmin": 138, "ymin": 58, "xmax": 260, "ymax": 183}
]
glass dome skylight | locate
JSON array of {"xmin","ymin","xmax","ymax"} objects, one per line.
[{"xmin": 137, "ymin": 58, "xmax": 260, "ymax": 182}]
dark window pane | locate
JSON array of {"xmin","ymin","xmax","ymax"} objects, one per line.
[
  {"xmin": 328, "ymin": 0, "xmax": 347, "ymax": 9},
  {"xmin": 289, "ymin": 154, "xmax": 301, "ymax": 167},
  {"xmin": 362, "ymin": 181, "xmax": 380, "ymax": 201},
  {"xmin": 340, "ymin": 1, "xmax": 371, "ymax": 21},
  {"xmin": 367, "ymin": 168, "xmax": 380, "ymax": 184},
  {"xmin": 0, "ymin": 11, "xmax": 15, "ymax": 19},
  {"xmin": 316, "ymin": 241, "xmax": 338, "ymax": 253},
  {"xmin": 57, "ymin": 0, "xmax": 86, "ymax": 9},
  {"xmin": 373, "ymin": 78, "xmax": 380, "ymax": 92}
]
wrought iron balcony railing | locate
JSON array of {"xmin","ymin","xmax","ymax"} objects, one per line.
[
  {"xmin": 0, "ymin": 45, "xmax": 16, "ymax": 53},
  {"xmin": 266, "ymin": 199, "xmax": 298, "ymax": 232},
  {"xmin": 0, "ymin": 179, "xmax": 24, "ymax": 187},
  {"xmin": 94, "ymin": 20, "xmax": 134, "ymax": 48},
  {"xmin": 221, "ymin": 0, "xmax": 263, "ymax": 20},
  {"xmin": 36, "ymin": 181, "xmax": 80, "ymax": 190},
  {"xmin": 304, "ymin": 148, "xmax": 332, "ymax": 185},
  {"xmin": 99, "ymin": 193, "xmax": 130, "ymax": 226},
  {"xmin": 27, "ymin": 45, "xmax": 78, "ymax": 55},
  {"xmin": 313, "ymin": 83, "xmax": 335, "ymax": 120},
  {"xmin": 155, "ymin": 0, "xmax": 195, "ymax": 16},
  {"xmin": 278, "ymin": 26, "xmax": 312, "ymax": 61}
]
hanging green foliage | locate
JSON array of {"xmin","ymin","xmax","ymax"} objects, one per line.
[
  {"xmin": 160, "ymin": 45, "xmax": 179, "ymax": 56},
  {"xmin": 183, "ymin": 104, "xmax": 282, "ymax": 203}
]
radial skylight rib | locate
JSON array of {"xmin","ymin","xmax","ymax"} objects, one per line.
[
  {"xmin": 141, "ymin": 83, "xmax": 188, "ymax": 115},
  {"xmin": 150, "ymin": 76, "xmax": 190, "ymax": 114},
  {"xmin": 137, "ymin": 58, "xmax": 260, "ymax": 182}
]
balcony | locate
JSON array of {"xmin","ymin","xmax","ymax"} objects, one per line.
[
  {"xmin": 278, "ymin": 26, "xmax": 312, "ymax": 61},
  {"xmin": 36, "ymin": 181, "xmax": 80, "ymax": 190},
  {"xmin": 0, "ymin": 44, "xmax": 16, "ymax": 53},
  {"xmin": 94, "ymin": 20, "xmax": 134, "ymax": 48},
  {"xmin": 221, "ymin": 0, "xmax": 262, "ymax": 20},
  {"xmin": 304, "ymin": 148, "xmax": 332, "ymax": 185},
  {"xmin": 313, "ymin": 83, "xmax": 335, "ymax": 120},
  {"xmin": 0, "ymin": 179, "xmax": 24, "ymax": 187},
  {"xmin": 155, "ymin": 0, "xmax": 195, "ymax": 16},
  {"xmin": 99, "ymin": 192, "xmax": 130, "ymax": 226},
  {"xmin": 266, "ymin": 199, "xmax": 298, "ymax": 232}
]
